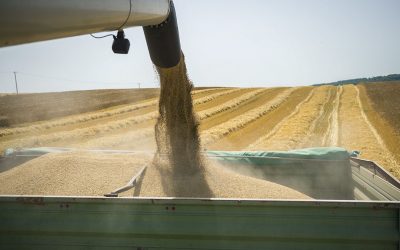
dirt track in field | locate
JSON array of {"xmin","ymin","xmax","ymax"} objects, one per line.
[{"xmin": 0, "ymin": 84, "xmax": 399, "ymax": 178}]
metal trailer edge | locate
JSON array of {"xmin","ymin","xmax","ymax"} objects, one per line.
[{"xmin": 0, "ymin": 195, "xmax": 399, "ymax": 249}]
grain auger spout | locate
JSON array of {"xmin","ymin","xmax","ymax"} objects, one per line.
[
  {"xmin": 143, "ymin": 1, "xmax": 181, "ymax": 68},
  {"xmin": 0, "ymin": 0, "xmax": 181, "ymax": 68}
]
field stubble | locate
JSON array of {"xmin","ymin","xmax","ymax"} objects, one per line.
[
  {"xmin": 0, "ymin": 88, "xmax": 238, "ymax": 152},
  {"xmin": 0, "ymin": 83, "xmax": 399, "ymax": 182},
  {"xmin": 338, "ymin": 85, "xmax": 399, "ymax": 177},
  {"xmin": 246, "ymin": 86, "xmax": 325, "ymax": 150},
  {"xmin": 360, "ymin": 83, "xmax": 400, "ymax": 167},
  {"xmin": 209, "ymin": 87, "xmax": 313, "ymax": 150}
]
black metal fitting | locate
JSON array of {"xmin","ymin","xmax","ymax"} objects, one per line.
[
  {"xmin": 143, "ymin": 1, "xmax": 181, "ymax": 68},
  {"xmin": 112, "ymin": 30, "xmax": 130, "ymax": 54}
]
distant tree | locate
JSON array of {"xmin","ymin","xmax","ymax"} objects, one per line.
[{"xmin": 313, "ymin": 74, "xmax": 400, "ymax": 86}]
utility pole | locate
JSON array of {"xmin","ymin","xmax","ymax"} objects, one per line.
[{"xmin": 13, "ymin": 72, "xmax": 19, "ymax": 94}]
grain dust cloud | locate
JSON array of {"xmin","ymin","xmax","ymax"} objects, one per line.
[
  {"xmin": 141, "ymin": 54, "xmax": 213, "ymax": 197},
  {"xmin": 133, "ymin": 54, "xmax": 311, "ymax": 199},
  {"xmin": 154, "ymin": 54, "xmax": 203, "ymax": 174}
]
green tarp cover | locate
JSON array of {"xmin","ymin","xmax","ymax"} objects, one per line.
[
  {"xmin": 206, "ymin": 147, "xmax": 351, "ymax": 166},
  {"xmin": 4, "ymin": 147, "xmax": 351, "ymax": 166}
]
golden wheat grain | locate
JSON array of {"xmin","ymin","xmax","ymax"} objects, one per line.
[{"xmin": 0, "ymin": 151, "xmax": 152, "ymax": 196}]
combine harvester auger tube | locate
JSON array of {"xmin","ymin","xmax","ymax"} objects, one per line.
[
  {"xmin": 0, "ymin": 1, "xmax": 400, "ymax": 249},
  {"xmin": 0, "ymin": 0, "xmax": 181, "ymax": 68}
]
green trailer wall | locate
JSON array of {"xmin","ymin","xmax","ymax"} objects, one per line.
[
  {"xmin": 0, "ymin": 196, "xmax": 399, "ymax": 249},
  {"xmin": 207, "ymin": 148, "xmax": 354, "ymax": 199}
]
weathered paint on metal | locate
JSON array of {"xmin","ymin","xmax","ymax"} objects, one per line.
[
  {"xmin": 0, "ymin": 195, "xmax": 399, "ymax": 249},
  {"xmin": 351, "ymin": 158, "xmax": 400, "ymax": 189}
]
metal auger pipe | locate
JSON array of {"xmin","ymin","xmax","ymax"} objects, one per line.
[{"xmin": 143, "ymin": 1, "xmax": 181, "ymax": 68}]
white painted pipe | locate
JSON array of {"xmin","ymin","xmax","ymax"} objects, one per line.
[{"xmin": 0, "ymin": 0, "xmax": 170, "ymax": 47}]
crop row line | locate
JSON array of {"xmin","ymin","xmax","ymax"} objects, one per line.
[
  {"xmin": 0, "ymin": 88, "xmax": 263, "ymax": 150},
  {"xmin": 0, "ymin": 88, "xmax": 235, "ymax": 138},
  {"xmin": 193, "ymin": 88, "xmax": 240, "ymax": 105},
  {"xmin": 63, "ymin": 89, "xmax": 267, "ymax": 148},
  {"xmin": 246, "ymin": 88, "xmax": 317, "ymax": 150},
  {"xmin": 197, "ymin": 89, "xmax": 266, "ymax": 120},
  {"xmin": 322, "ymin": 86, "xmax": 342, "ymax": 146},
  {"xmin": 298, "ymin": 87, "xmax": 336, "ymax": 148},
  {"xmin": 354, "ymin": 85, "xmax": 398, "ymax": 166},
  {"xmin": 200, "ymin": 88, "xmax": 297, "ymax": 146}
]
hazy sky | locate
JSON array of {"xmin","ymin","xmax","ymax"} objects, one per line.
[{"xmin": 0, "ymin": 0, "xmax": 399, "ymax": 93}]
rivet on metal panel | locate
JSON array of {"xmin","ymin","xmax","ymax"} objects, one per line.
[
  {"xmin": 164, "ymin": 206, "xmax": 176, "ymax": 211},
  {"xmin": 59, "ymin": 203, "xmax": 71, "ymax": 208}
]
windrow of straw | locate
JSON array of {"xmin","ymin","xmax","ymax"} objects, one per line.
[
  {"xmin": 200, "ymin": 88, "xmax": 297, "ymax": 146},
  {"xmin": 247, "ymin": 87, "xmax": 330, "ymax": 150}
]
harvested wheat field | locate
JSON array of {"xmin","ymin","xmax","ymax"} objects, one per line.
[{"xmin": 0, "ymin": 81, "xmax": 399, "ymax": 197}]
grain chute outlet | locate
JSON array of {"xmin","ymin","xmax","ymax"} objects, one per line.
[{"xmin": 0, "ymin": 0, "xmax": 399, "ymax": 249}]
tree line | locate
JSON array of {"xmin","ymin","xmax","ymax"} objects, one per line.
[{"xmin": 314, "ymin": 74, "xmax": 400, "ymax": 86}]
